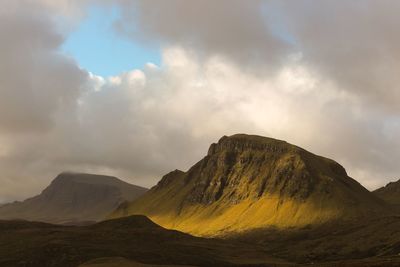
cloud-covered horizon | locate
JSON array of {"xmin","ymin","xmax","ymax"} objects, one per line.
[{"xmin": 0, "ymin": 0, "xmax": 399, "ymax": 202}]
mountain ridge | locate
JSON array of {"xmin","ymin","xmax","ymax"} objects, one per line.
[{"xmin": 110, "ymin": 134, "xmax": 387, "ymax": 236}]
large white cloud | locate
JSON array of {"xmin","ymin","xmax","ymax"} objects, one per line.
[
  {"xmin": 69, "ymin": 47, "xmax": 400, "ymax": 191},
  {"xmin": 4, "ymin": 46, "xmax": 399, "ymax": 201},
  {"xmin": 114, "ymin": 0, "xmax": 400, "ymax": 110}
]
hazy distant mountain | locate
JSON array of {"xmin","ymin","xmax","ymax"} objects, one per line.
[
  {"xmin": 111, "ymin": 134, "xmax": 387, "ymax": 236},
  {"xmin": 0, "ymin": 172, "xmax": 147, "ymax": 224},
  {"xmin": 374, "ymin": 179, "xmax": 400, "ymax": 206}
]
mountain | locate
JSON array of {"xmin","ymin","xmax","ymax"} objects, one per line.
[
  {"xmin": 0, "ymin": 172, "xmax": 147, "ymax": 224},
  {"xmin": 374, "ymin": 179, "xmax": 400, "ymax": 206},
  {"xmin": 110, "ymin": 134, "xmax": 387, "ymax": 236},
  {"xmin": 0, "ymin": 215, "xmax": 286, "ymax": 267}
]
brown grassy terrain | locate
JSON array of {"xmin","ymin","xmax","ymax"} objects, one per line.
[
  {"xmin": 0, "ymin": 215, "xmax": 287, "ymax": 267},
  {"xmin": 79, "ymin": 257, "xmax": 196, "ymax": 267},
  {"xmin": 1, "ymin": 214, "xmax": 400, "ymax": 266},
  {"xmin": 231, "ymin": 215, "xmax": 400, "ymax": 265}
]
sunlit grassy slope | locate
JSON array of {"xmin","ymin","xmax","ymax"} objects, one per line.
[{"xmin": 110, "ymin": 134, "xmax": 387, "ymax": 236}]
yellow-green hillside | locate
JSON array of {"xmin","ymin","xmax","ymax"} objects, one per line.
[{"xmin": 110, "ymin": 134, "xmax": 387, "ymax": 236}]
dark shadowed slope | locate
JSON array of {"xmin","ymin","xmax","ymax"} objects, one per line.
[
  {"xmin": 80, "ymin": 258, "xmax": 196, "ymax": 267},
  {"xmin": 374, "ymin": 179, "xmax": 400, "ymax": 207},
  {"xmin": 1, "ymin": 215, "xmax": 400, "ymax": 267},
  {"xmin": 0, "ymin": 172, "xmax": 147, "ymax": 224},
  {"xmin": 110, "ymin": 134, "xmax": 387, "ymax": 236},
  {"xmin": 232, "ymin": 215, "xmax": 400, "ymax": 265},
  {"xmin": 0, "ymin": 215, "xmax": 286, "ymax": 267}
]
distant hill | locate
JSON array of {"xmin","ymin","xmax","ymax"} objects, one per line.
[
  {"xmin": 0, "ymin": 172, "xmax": 147, "ymax": 224},
  {"xmin": 110, "ymin": 134, "xmax": 387, "ymax": 236},
  {"xmin": 374, "ymin": 179, "xmax": 400, "ymax": 207}
]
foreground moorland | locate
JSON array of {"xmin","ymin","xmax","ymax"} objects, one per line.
[
  {"xmin": 0, "ymin": 215, "xmax": 287, "ymax": 267},
  {"xmin": 1, "ymin": 215, "xmax": 400, "ymax": 267}
]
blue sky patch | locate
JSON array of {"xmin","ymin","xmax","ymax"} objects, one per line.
[{"xmin": 62, "ymin": 5, "xmax": 161, "ymax": 77}]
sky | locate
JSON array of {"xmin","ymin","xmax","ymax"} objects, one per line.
[
  {"xmin": 1, "ymin": 0, "xmax": 400, "ymax": 202},
  {"xmin": 61, "ymin": 5, "xmax": 161, "ymax": 77}
]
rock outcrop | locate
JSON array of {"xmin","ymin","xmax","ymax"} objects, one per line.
[{"xmin": 110, "ymin": 134, "xmax": 387, "ymax": 236}]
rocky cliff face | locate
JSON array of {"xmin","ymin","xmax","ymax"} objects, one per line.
[
  {"xmin": 182, "ymin": 135, "xmax": 346, "ymax": 204},
  {"xmin": 0, "ymin": 172, "xmax": 147, "ymax": 224},
  {"xmin": 111, "ymin": 134, "xmax": 387, "ymax": 236}
]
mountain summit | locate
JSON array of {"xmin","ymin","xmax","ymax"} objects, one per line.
[
  {"xmin": 0, "ymin": 172, "xmax": 147, "ymax": 224},
  {"xmin": 111, "ymin": 134, "xmax": 386, "ymax": 236}
]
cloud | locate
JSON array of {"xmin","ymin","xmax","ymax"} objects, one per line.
[
  {"xmin": 114, "ymin": 0, "xmax": 290, "ymax": 72},
  {"xmin": 0, "ymin": 1, "xmax": 400, "ymax": 202},
  {"xmin": 73, "ymin": 47, "xmax": 400, "ymax": 192},
  {"xmin": 0, "ymin": 1, "xmax": 88, "ymax": 200},
  {"xmin": 0, "ymin": 1, "xmax": 87, "ymax": 133},
  {"xmin": 113, "ymin": 0, "xmax": 400, "ymax": 111},
  {"xmin": 5, "ymin": 46, "xmax": 399, "ymax": 201},
  {"xmin": 276, "ymin": 0, "xmax": 400, "ymax": 111}
]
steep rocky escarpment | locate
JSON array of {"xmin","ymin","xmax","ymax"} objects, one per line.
[{"xmin": 111, "ymin": 134, "xmax": 387, "ymax": 236}]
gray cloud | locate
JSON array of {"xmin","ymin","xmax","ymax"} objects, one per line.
[
  {"xmin": 114, "ymin": 0, "xmax": 290, "ymax": 72},
  {"xmin": 107, "ymin": 0, "xmax": 400, "ymax": 186},
  {"xmin": 113, "ymin": 0, "xmax": 400, "ymax": 110},
  {"xmin": 0, "ymin": 1, "xmax": 87, "ymax": 133},
  {"xmin": 0, "ymin": 1, "xmax": 88, "ymax": 200},
  {"xmin": 276, "ymin": 0, "xmax": 400, "ymax": 111}
]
